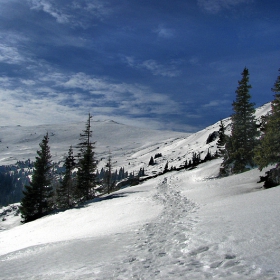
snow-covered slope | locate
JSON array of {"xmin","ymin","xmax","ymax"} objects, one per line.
[
  {"xmin": 1, "ymin": 102, "xmax": 279, "ymax": 279},
  {"xmin": 0, "ymin": 103, "xmax": 271, "ymax": 175},
  {"xmin": 0, "ymin": 120, "xmax": 187, "ymax": 164}
]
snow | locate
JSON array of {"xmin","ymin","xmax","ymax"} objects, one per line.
[{"xmin": 1, "ymin": 102, "xmax": 280, "ymax": 279}]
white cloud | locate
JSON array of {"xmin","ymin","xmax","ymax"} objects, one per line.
[
  {"xmin": 0, "ymin": 44, "xmax": 25, "ymax": 64},
  {"xmin": 123, "ymin": 56, "xmax": 181, "ymax": 78},
  {"xmin": 198, "ymin": 0, "xmax": 253, "ymax": 14},
  {"xmin": 154, "ymin": 26, "xmax": 174, "ymax": 39},
  {"xmin": 79, "ymin": 0, "xmax": 113, "ymax": 18},
  {"xmin": 28, "ymin": 0, "xmax": 70, "ymax": 23},
  {"xmin": 27, "ymin": 0, "xmax": 113, "ymax": 26},
  {"xmin": 202, "ymin": 100, "xmax": 229, "ymax": 108},
  {"xmin": 20, "ymin": 79, "xmax": 36, "ymax": 86},
  {"xmin": 141, "ymin": 60, "xmax": 178, "ymax": 77}
]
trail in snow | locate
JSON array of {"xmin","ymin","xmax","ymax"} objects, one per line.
[
  {"xmin": 98, "ymin": 177, "xmax": 198, "ymax": 279},
  {"xmin": 97, "ymin": 175, "xmax": 278, "ymax": 280}
]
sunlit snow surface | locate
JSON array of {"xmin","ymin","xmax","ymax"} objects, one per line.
[{"xmin": 1, "ymin": 103, "xmax": 280, "ymax": 279}]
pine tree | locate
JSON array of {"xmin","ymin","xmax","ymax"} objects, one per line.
[
  {"xmin": 220, "ymin": 67, "xmax": 259, "ymax": 175},
  {"xmin": 164, "ymin": 161, "xmax": 169, "ymax": 173},
  {"xmin": 204, "ymin": 149, "xmax": 212, "ymax": 162},
  {"xmin": 103, "ymin": 153, "xmax": 115, "ymax": 194},
  {"xmin": 56, "ymin": 146, "xmax": 76, "ymax": 209},
  {"xmin": 75, "ymin": 114, "xmax": 97, "ymax": 202},
  {"xmin": 149, "ymin": 156, "xmax": 155, "ymax": 166},
  {"xmin": 20, "ymin": 133, "xmax": 53, "ymax": 223},
  {"xmin": 254, "ymin": 69, "xmax": 280, "ymax": 170},
  {"xmin": 216, "ymin": 120, "xmax": 227, "ymax": 156}
]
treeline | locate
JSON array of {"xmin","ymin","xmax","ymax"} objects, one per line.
[{"xmin": 218, "ymin": 67, "xmax": 280, "ymax": 188}]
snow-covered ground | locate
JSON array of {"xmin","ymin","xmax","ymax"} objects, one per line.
[
  {"xmin": 1, "ymin": 102, "xmax": 279, "ymax": 279},
  {"xmin": 0, "ymin": 159, "xmax": 279, "ymax": 279}
]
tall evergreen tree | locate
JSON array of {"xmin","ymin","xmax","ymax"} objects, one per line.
[
  {"xmin": 20, "ymin": 133, "xmax": 53, "ymax": 223},
  {"xmin": 220, "ymin": 67, "xmax": 259, "ymax": 175},
  {"xmin": 56, "ymin": 146, "xmax": 76, "ymax": 209},
  {"xmin": 75, "ymin": 114, "xmax": 96, "ymax": 202},
  {"xmin": 254, "ymin": 69, "xmax": 280, "ymax": 170}
]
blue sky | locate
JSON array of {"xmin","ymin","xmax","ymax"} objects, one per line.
[{"xmin": 0, "ymin": 0, "xmax": 279, "ymax": 132}]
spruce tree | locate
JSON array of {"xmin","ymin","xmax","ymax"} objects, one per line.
[
  {"xmin": 149, "ymin": 156, "xmax": 155, "ymax": 165},
  {"xmin": 20, "ymin": 133, "xmax": 53, "ymax": 223},
  {"xmin": 103, "ymin": 153, "xmax": 115, "ymax": 194},
  {"xmin": 254, "ymin": 69, "xmax": 280, "ymax": 170},
  {"xmin": 75, "ymin": 114, "xmax": 96, "ymax": 202},
  {"xmin": 220, "ymin": 67, "xmax": 259, "ymax": 175},
  {"xmin": 216, "ymin": 120, "xmax": 227, "ymax": 156},
  {"xmin": 56, "ymin": 146, "xmax": 76, "ymax": 209}
]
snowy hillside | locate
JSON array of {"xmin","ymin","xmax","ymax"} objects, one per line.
[
  {"xmin": 0, "ymin": 103, "xmax": 271, "ymax": 176},
  {"xmin": 1, "ymin": 102, "xmax": 279, "ymax": 279}
]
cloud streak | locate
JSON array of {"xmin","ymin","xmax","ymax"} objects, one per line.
[
  {"xmin": 28, "ymin": 0, "xmax": 70, "ymax": 23},
  {"xmin": 198, "ymin": 0, "xmax": 253, "ymax": 14},
  {"xmin": 0, "ymin": 44, "xmax": 26, "ymax": 64},
  {"xmin": 123, "ymin": 57, "xmax": 180, "ymax": 78}
]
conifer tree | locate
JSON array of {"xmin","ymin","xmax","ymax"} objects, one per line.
[
  {"xmin": 75, "ymin": 114, "xmax": 97, "ymax": 202},
  {"xmin": 220, "ymin": 67, "xmax": 259, "ymax": 175},
  {"xmin": 254, "ymin": 69, "xmax": 280, "ymax": 170},
  {"xmin": 20, "ymin": 133, "xmax": 53, "ymax": 223},
  {"xmin": 216, "ymin": 120, "xmax": 227, "ymax": 156},
  {"xmin": 56, "ymin": 146, "xmax": 76, "ymax": 209},
  {"xmin": 103, "ymin": 153, "xmax": 115, "ymax": 194},
  {"xmin": 149, "ymin": 156, "xmax": 155, "ymax": 165},
  {"xmin": 204, "ymin": 149, "xmax": 212, "ymax": 162},
  {"xmin": 164, "ymin": 161, "xmax": 169, "ymax": 173}
]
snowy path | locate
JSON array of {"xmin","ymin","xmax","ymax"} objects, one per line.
[
  {"xmin": 97, "ymin": 174, "xmax": 279, "ymax": 279},
  {"xmin": 97, "ymin": 177, "xmax": 198, "ymax": 279}
]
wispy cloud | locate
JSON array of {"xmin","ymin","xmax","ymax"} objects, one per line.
[
  {"xmin": 0, "ymin": 71, "xmax": 182, "ymax": 130},
  {"xmin": 198, "ymin": 0, "xmax": 253, "ymax": 14},
  {"xmin": 141, "ymin": 60, "xmax": 180, "ymax": 77},
  {"xmin": 28, "ymin": 0, "xmax": 70, "ymax": 23},
  {"xmin": 0, "ymin": 44, "xmax": 26, "ymax": 64},
  {"xmin": 202, "ymin": 100, "xmax": 229, "ymax": 108},
  {"xmin": 60, "ymin": 72, "xmax": 181, "ymax": 114},
  {"xmin": 153, "ymin": 26, "xmax": 175, "ymax": 39},
  {"xmin": 72, "ymin": 0, "xmax": 113, "ymax": 19},
  {"xmin": 27, "ymin": 0, "xmax": 113, "ymax": 26},
  {"xmin": 123, "ymin": 57, "xmax": 180, "ymax": 78}
]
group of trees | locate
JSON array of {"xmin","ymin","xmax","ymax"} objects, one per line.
[
  {"xmin": 19, "ymin": 114, "xmax": 147, "ymax": 223},
  {"xmin": 219, "ymin": 67, "xmax": 280, "ymax": 185},
  {"xmin": 20, "ymin": 114, "xmax": 100, "ymax": 223}
]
